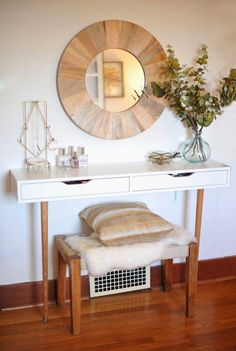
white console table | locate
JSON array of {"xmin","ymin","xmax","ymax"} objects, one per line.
[{"xmin": 10, "ymin": 160, "xmax": 230, "ymax": 322}]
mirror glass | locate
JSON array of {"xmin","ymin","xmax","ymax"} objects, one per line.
[{"xmin": 85, "ymin": 49, "xmax": 145, "ymax": 112}]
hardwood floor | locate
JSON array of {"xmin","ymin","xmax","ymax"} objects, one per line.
[{"xmin": 1, "ymin": 279, "xmax": 236, "ymax": 351}]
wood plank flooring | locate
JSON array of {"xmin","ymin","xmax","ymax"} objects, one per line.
[{"xmin": 1, "ymin": 279, "xmax": 236, "ymax": 351}]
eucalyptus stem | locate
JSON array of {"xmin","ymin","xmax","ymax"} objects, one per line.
[{"xmin": 184, "ymin": 132, "xmax": 207, "ymax": 161}]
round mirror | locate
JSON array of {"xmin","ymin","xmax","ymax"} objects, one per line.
[
  {"xmin": 57, "ymin": 20, "xmax": 166, "ymax": 139},
  {"xmin": 86, "ymin": 49, "xmax": 145, "ymax": 112}
]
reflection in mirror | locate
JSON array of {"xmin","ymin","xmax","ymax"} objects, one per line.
[{"xmin": 86, "ymin": 49, "xmax": 145, "ymax": 112}]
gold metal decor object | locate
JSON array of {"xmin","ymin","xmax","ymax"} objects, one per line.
[
  {"xmin": 148, "ymin": 151, "xmax": 181, "ymax": 165},
  {"xmin": 18, "ymin": 101, "xmax": 57, "ymax": 169}
]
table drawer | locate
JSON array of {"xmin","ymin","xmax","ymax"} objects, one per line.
[
  {"xmin": 132, "ymin": 170, "xmax": 229, "ymax": 192},
  {"xmin": 20, "ymin": 177, "xmax": 130, "ymax": 201}
]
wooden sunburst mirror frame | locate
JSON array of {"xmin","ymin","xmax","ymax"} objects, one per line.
[{"xmin": 56, "ymin": 20, "xmax": 166, "ymax": 139}]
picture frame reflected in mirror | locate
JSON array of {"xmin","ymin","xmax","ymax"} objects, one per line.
[{"xmin": 103, "ymin": 61, "xmax": 124, "ymax": 98}]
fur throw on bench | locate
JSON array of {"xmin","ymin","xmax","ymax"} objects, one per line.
[{"xmin": 64, "ymin": 225, "xmax": 195, "ymax": 276}]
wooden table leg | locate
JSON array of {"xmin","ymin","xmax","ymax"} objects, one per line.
[
  {"xmin": 195, "ymin": 189, "xmax": 204, "ymax": 245},
  {"xmin": 186, "ymin": 242, "xmax": 198, "ymax": 316},
  {"xmin": 186, "ymin": 188, "xmax": 204, "ymax": 316},
  {"xmin": 41, "ymin": 202, "xmax": 48, "ymax": 323},
  {"xmin": 161, "ymin": 189, "xmax": 204, "ymax": 296}
]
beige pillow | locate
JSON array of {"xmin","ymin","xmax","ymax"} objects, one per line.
[{"xmin": 79, "ymin": 202, "xmax": 174, "ymax": 246}]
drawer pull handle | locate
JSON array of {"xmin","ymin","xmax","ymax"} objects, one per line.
[
  {"xmin": 168, "ymin": 172, "xmax": 193, "ymax": 177},
  {"xmin": 62, "ymin": 180, "xmax": 91, "ymax": 185}
]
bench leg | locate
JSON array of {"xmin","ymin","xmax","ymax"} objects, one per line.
[
  {"xmin": 186, "ymin": 243, "xmax": 198, "ymax": 316},
  {"xmin": 161, "ymin": 259, "xmax": 173, "ymax": 291},
  {"xmin": 69, "ymin": 257, "xmax": 81, "ymax": 336},
  {"xmin": 57, "ymin": 249, "xmax": 67, "ymax": 306}
]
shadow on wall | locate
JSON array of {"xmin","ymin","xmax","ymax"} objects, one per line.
[{"xmin": 5, "ymin": 171, "xmax": 13, "ymax": 195}]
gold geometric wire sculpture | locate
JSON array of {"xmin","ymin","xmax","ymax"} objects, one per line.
[
  {"xmin": 18, "ymin": 101, "xmax": 56, "ymax": 169},
  {"xmin": 148, "ymin": 151, "xmax": 181, "ymax": 165}
]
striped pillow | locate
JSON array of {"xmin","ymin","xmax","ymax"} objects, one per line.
[{"xmin": 79, "ymin": 202, "xmax": 174, "ymax": 246}]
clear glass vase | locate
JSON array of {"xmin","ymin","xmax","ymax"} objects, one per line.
[{"xmin": 183, "ymin": 130, "xmax": 211, "ymax": 163}]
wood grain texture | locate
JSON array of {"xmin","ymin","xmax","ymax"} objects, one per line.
[
  {"xmin": 195, "ymin": 189, "xmax": 204, "ymax": 245},
  {"xmin": 161, "ymin": 259, "xmax": 173, "ymax": 291},
  {"xmin": 1, "ymin": 279, "xmax": 236, "ymax": 350},
  {"xmin": 57, "ymin": 250, "xmax": 67, "ymax": 306},
  {"xmin": 57, "ymin": 20, "xmax": 166, "ymax": 139},
  {"xmin": 1, "ymin": 255, "xmax": 236, "ymax": 310},
  {"xmin": 186, "ymin": 242, "xmax": 199, "ymax": 316},
  {"xmin": 55, "ymin": 235, "xmax": 200, "ymax": 335},
  {"xmin": 69, "ymin": 257, "xmax": 81, "ymax": 335}
]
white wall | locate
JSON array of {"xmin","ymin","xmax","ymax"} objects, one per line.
[{"xmin": 0, "ymin": 0, "xmax": 236, "ymax": 285}]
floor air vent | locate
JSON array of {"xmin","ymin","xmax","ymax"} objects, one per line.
[{"xmin": 89, "ymin": 266, "xmax": 150, "ymax": 298}]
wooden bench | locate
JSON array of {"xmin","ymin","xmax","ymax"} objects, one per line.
[{"xmin": 55, "ymin": 235, "xmax": 198, "ymax": 335}]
